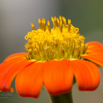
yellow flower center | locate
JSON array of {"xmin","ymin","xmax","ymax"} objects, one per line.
[{"xmin": 24, "ymin": 16, "xmax": 87, "ymax": 61}]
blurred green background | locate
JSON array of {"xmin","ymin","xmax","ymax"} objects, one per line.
[{"xmin": 0, "ymin": 0, "xmax": 103, "ymax": 103}]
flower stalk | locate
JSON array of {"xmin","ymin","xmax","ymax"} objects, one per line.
[{"xmin": 50, "ymin": 91, "xmax": 73, "ymax": 103}]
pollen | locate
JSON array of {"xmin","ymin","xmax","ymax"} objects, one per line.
[{"xmin": 24, "ymin": 16, "xmax": 87, "ymax": 61}]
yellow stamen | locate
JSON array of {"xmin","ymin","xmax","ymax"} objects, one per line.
[
  {"xmin": 38, "ymin": 18, "xmax": 42, "ymax": 29},
  {"xmin": 25, "ymin": 16, "xmax": 87, "ymax": 61},
  {"xmin": 59, "ymin": 20, "xmax": 63, "ymax": 32},
  {"xmin": 62, "ymin": 17, "xmax": 66, "ymax": 27},
  {"xmin": 47, "ymin": 20, "xmax": 51, "ymax": 32},
  {"xmin": 31, "ymin": 23, "xmax": 35, "ymax": 30},
  {"xmin": 54, "ymin": 16, "xmax": 57, "ymax": 28},
  {"xmin": 68, "ymin": 19, "xmax": 71, "ymax": 32},
  {"xmin": 42, "ymin": 18, "xmax": 46, "ymax": 31},
  {"xmin": 59, "ymin": 15, "xmax": 62, "ymax": 21}
]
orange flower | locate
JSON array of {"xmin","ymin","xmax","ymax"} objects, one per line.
[{"xmin": 0, "ymin": 16, "xmax": 103, "ymax": 98}]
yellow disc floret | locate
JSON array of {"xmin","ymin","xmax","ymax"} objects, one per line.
[{"xmin": 25, "ymin": 16, "xmax": 87, "ymax": 61}]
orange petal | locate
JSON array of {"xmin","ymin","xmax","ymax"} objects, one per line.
[
  {"xmin": 1, "ymin": 60, "xmax": 35, "ymax": 92},
  {"xmin": 79, "ymin": 60, "xmax": 100, "ymax": 90},
  {"xmin": 71, "ymin": 60, "xmax": 100, "ymax": 90},
  {"xmin": 0, "ymin": 57, "xmax": 28, "ymax": 90},
  {"xmin": 87, "ymin": 50, "xmax": 103, "ymax": 56},
  {"xmin": 15, "ymin": 62, "xmax": 44, "ymax": 98},
  {"xmin": 43, "ymin": 59, "xmax": 73, "ymax": 95},
  {"xmin": 87, "ymin": 48, "xmax": 103, "ymax": 54},
  {"xmin": 82, "ymin": 41, "xmax": 103, "ymax": 66},
  {"xmin": 86, "ymin": 42, "xmax": 103, "ymax": 52},
  {"xmin": 82, "ymin": 54, "xmax": 103, "ymax": 66},
  {"xmin": 87, "ymin": 42, "xmax": 103, "ymax": 49},
  {"xmin": 4, "ymin": 52, "xmax": 26, "ymax": 62}
]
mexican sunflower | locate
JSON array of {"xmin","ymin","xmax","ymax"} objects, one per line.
[{"xmin": 0, "ymin": 16, "xmax": 103, "ymax": 99}]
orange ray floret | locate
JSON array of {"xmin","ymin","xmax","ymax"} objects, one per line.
[
  {"xmin": 4, "ymin": 52, "xmax": 26, "ymax": 62},
  {"xmin": 82, "ymin": 42, "xmax": 103, "ymax": 66},
  {"xmin": 86, "ymin": 42, "xmax": 103, "ymax": 49},
  {"xmin": 43, "ymin": 59, "xmax": 73, "ymax": 95},
  {"xmin": 71, "ymin": 60, "xmax": 100, "ymax": 91},
  {"xmin": 0, "ymin": 53, "xmax": 35, "ymax": 92},
  {"xmin": 1, "ymin": 60, "xmax": 35, "ymax": 92},
  {"xmin": 15, "ymin": 62, "xmax": 44, "ymax": 98}
]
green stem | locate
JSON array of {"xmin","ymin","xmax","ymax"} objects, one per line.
[{"xmin": 50, "ymin": 91, "xmax": 73, "ymax": 103}]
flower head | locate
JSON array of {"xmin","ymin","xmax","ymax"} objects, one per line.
[
  {"xmin": 25, "ymin": 16, "xmax": 86, "ymax": 61},
  {"xmin": 0, "ymin": 16, "xmax": 103, "ymax": 98}
]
